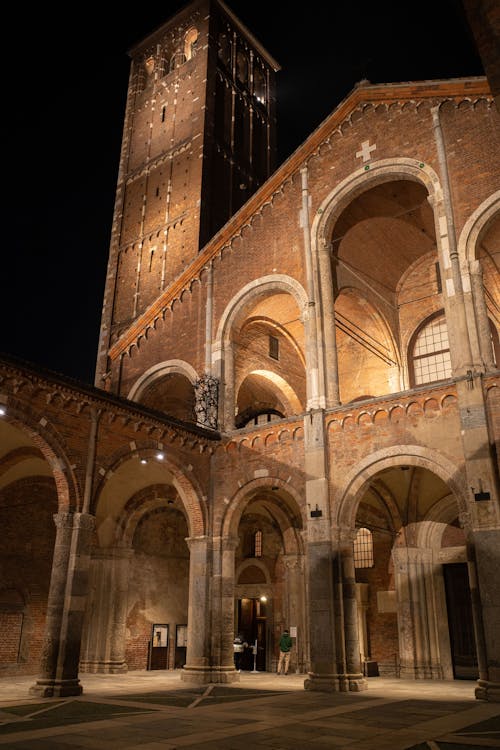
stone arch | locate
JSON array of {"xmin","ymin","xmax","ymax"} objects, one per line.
[
  {"xmin": 213, "ymin": 275, "xmax": 309, "ymax": 429},
  {"xmin": 127, "ymin": 359, "xmax": 199, "ymax": 401},
  {"xmin": 336, "ymin": 445, "xmax": 468, "ymax": 531},
  {"xmin": 221, "ymin": 476, "xmax": 305, "ymax": 545},
  {"xmin": 0, "ymin": 400, "xmax": 76, "ymax": 511},
  {"xmin": 313, "ymin": 158, "xmax": 441, "ymax": 252},
  {"xmin": 93, "ymin": 449, "xmax": 206, "ymax": 540},
  {"xmin": 235, "ymin": 558, "xmax": 271, "ymax": 585},
  {"xmin": 458, "ymin": 190, "xmax": 500, "ymax": 264},
  {"xmin": 311, "ymin": 158, "xmax": 445, "ymax": 406}
]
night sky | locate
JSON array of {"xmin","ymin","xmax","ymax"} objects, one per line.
[{"xmin": 3, "ymin": 1, "xmax": 483, "ymax": 385}]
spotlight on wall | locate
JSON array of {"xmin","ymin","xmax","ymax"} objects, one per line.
[
  {"xmin": 260, "ymin": 595, "xmax": 267, "ymax": 603},
  {"xmin": 140, "ymin": 459, "xmax": 147, "ymax": 465},
  {"xmin": 0, "ymin": 406, "xmax": 6, "ymax": 416},
  {"xmin": 156, "ymin": 452, "xmax": 165, "ymax": 461}
]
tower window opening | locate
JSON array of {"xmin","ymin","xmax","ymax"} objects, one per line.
[
  {"xmin": 353, "ymin": 527, "xmax": 374, "ymax": 568},
  {"xmin": 269, "ymin": 334, "xmax": 279, "ymax": 360}
]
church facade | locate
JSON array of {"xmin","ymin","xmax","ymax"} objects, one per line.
[{"xmin": 1, "ymin": 0, "xmax": 500, "ymax": 702}]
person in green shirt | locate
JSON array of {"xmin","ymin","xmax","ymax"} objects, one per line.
[{"xmin": 277, "ymin": 628, "xmax": 292, "ymax": 674}]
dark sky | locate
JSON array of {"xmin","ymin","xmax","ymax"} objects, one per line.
[{"xmin": 3, "ymin": 1, "xmax": 483, "ymax": 385}]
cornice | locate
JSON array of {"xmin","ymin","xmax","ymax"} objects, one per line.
[{"xmin": 108, "ymin": 77, "xmax": 491, "ymax": 361}]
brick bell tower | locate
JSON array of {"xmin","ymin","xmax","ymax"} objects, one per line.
[{"xmin": 95, "ymin": 0, "xmax": 279, "ymax": 387}]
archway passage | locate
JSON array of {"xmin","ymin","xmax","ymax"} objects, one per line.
[
  {"xmin": 232, "ymin": 292, "xmax": 306, "ymax": 427},
  {"xmin": 331, "ymin": 179, "xmax": 437, "ymax": 401},
  {"xmin": 233, "ymin": 487, "xmax": 305, "ymax": 673},
  {"xmin": 353, "ymin": 463, "xmax": 478, "ymax": 682},
  {"xmin": 135, "ymin": 372, "xmax": 196, "ymax": 423},
  {"xmin": 0, "ymin": 420, "xmax": 58, "ymax": 676}
]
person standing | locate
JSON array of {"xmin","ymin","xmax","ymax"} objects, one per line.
[
  {"xmin": 277, "ymin": 628, "xmax": 292, "ymax": 674},
  {"xmin": 233, "ymin": 632, "xmax": 247, "ymax": 671}
]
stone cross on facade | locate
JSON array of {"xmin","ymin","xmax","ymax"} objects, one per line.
[{"xmin": 356, "ymin": 140, "xmax": 377, "ymax": 162}]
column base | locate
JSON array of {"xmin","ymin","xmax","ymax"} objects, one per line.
[
  {"xmin": 181, "ymin": 665, "xmax": 240, "ymax": 685},
  {"xmin": 304, "ymin": 672, "xmax": 368, "ymax": 692},
  {"xmin": 475, "ymin": 680, "xmax": 500, "ymax": 702},
  {"xmin": 30, "ymin": 678, "xmax": 83, "ymax": 697},
  {"xmin": 79, "ymin": 660, "xmax": 128, "ymax": 674}
]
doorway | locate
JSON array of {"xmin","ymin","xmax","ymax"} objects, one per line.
[
  {"xmin": 236, "ymin": 597, "xmax": 267, "ymax": 671},
  {"xmin": 443, "ymin": 563, "xmax": 479, "ymax": 680}
]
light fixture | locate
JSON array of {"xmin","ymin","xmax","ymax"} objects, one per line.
[
  {"xmin": 156, "ymin": 452, "xmax": 164, "ymax": 461},
  {"xmin": 140, "ymin": 458, "xmax": 147, "ymax": 465},
  {"xmin": 0, "ymin": 406, "xmax": 5, "ymax": 416},
  {"xmin": 260, "ymin": 595, "xmax": 267, "ymax": 603}
]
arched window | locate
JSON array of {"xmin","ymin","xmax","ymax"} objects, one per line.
[
  {"xmin": 253, "ymin": 65, "xmax": 266, "ymax": 104},
  {"xmin": 254, "ymin": 530, "xmax": 263, "ymax": 558},
  {"xmin": 410, "ymin": 314, "xmax": 451, "ymax": 386},
  {"xmin": 353, "ymin": 527, "xmax": 374, "ymax": 568},
  {"xmin": 184, "ymin": 27, "xmax": 199, "ymax": 61},
  {"xmin": 236, "ymin": 50, "xmax": 249, "ymax": 86}
]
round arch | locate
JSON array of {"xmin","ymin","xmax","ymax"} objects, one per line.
[
  {"xmin": 92, "ymin": 449, "xmax": 206, "ymax": 539},
  {"xmin": 335, "ymin": 445, "xmax": 468, "ymax": 531},
  {"xmin": 127, "ymin": 359, "xmax": 199, "ymax": 402},
  {"xmin": 0, "ymin": 400, "xmax": 77, "ymax": 511},
  {"xmin": 458, "ymin": 190, "xmax": 500, "ymax": 264},
  {"xmin": 213, "ymin": 275, "xmax": 308, "ymax": 429},
  {"xmin": 221, "ymin": 476, "xmax": 305, "ymax": 544}
]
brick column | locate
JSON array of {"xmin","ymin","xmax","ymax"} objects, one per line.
[
  {"xmin": 30, "ymin": 512, "xmax": 95, "ymax": 697},
  {"xmin": 338, "ymin": 530, "xmax": 367, "ymax": 690}
]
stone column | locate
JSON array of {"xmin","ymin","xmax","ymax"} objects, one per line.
[
  {"xmin": 317, "ymin": 240, "xmax": 340, "ymax": 407},
  {"xmin": 469, "ymin": 260, "xmax": 495, "ymax": 371},
  {"xmin": 282, "ymin": 554, "xmax": 307, "ymax": 673},
  {"xmin": 30, "ymin": 512, "xmax": 95, "ymax": 697},
  {"xmin": 80, "ymin": 546, "xmax": 133, "ymax": 673},
  {"xmin": 470, "ymin": 528, "xmax": 500, "ymax": 702},
  {"xmin": 338, "ymin": 531, "xmax": 367, "ymax": 690},
  {"xmin": 303, "ymin": 409, "xmax": 339, "ymax": 691},
  {"xmin": 392, "ymin": 546, "xmax": 443, "ymax": 680},
  {"xmin": 181, "ymin": 536, "xmax": 212, "ymax": 684}
]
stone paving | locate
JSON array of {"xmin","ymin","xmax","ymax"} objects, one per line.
[{"xmin": 0, "ymin": 671, "xmax": 499, "ymax": 749}]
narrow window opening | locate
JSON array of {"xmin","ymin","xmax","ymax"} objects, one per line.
[
  {"xmin": 269, "ymin": 334, "xmax": 279, "ymax": 360},
  {"xmin": 161, "ymin": 105, "xmax": 166, "ymax": 122},
  {"xmin": 353, "ymin": 527, "xmax": 374, "ymax": 568},
  {"xmin": 435, "ymin": 262, "xmax": 442, "ymax": 293},
  {"xmin": 254, "ymin": 530, "xmax": 263, "ymax": 557}
]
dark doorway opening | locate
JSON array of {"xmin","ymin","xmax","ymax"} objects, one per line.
[
  {"xmin": 236, "ymin": 597, "xmax": 267, "ymax": 671},
  {"xmin": 443, "ymin": 562, "xmax": 479, "ymax": 680}
]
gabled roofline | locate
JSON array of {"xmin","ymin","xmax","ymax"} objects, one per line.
[{"xmin": 108, "ymin": 76, "xmax": 491, "ymax": 361}]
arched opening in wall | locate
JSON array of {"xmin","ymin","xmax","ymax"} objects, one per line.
[
  {"xmin": 0, "ymin": 419, "xmax": 58, "ymax": 676},
  {"xmin": 83, "ymin": 455, "xmax": 199, "ymax": 674},
  {"xmin": 479, "ymin": 213, "xmax": 500, "ymax": 362},
  {"xmin": 232, "ymin": 293, "xmax": 306, "ymax": 428},
  {"xmin": 127, "ymin": 499, "xmax": 189, "ymax": 671},
  {"xmin": 335, "ymin": 289, "xmax": 398, "ymax": 403},
  {"xmin": 353, "ymin": 464, "xmax": 477, "ymax": 682},
  {"xmin": 136, "ymin": 372, "xmax": 196, "ymax": 423},
  {"xmin": 234, "ymin": 488, "xmax": 305, "ymax": 673},
  {"xmin": 331, "ymin": 179, "xmax": 437, "ymax": 401}
]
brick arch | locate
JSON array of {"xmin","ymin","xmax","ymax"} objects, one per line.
[
  {"xmin": 127, "ymin": 359, "xmax": 199, "ymax": 401},
  {"xmin": 115, "ymin": 484, "xmax": 190, "ymax": 547},
  {"xmin": 93, "ymin": 450, "xmax": 206, "ymax": 538},
  {"xmin": 335, "ymin": 445, "xmax": 468, "ymax": 530},
  {"xmin": 213, "ymin": 275, "xmax": 308, "ymax": 429},
  {"xmin": 235, "ymin": 558, "xmax": 271, "ymax": 585},
  {"xmin": 0, "ymin": 400, "xmax": 76, "ymax": 511},
  {"xmin": 220, "ymin": 476, "xmax": 305, "ymax": 549},
  {"xmin": 214, "ymin": 275, "xmax": 308, "ymax": 346},
  {"xmin": 458, "ymin": 190, "xmax": 500, "ymax": 264},
  {"xmin": 312, "ymin": 158, "xmax": 441, "ymax": 246}
]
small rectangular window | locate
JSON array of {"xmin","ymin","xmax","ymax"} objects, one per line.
[
  {"xmin": 269, "ymin": 335, "xmax": 279, "ymax": 360},
  {"xmin": 435, "ymin": 262, "xmax": 442, "ymax": 293}
]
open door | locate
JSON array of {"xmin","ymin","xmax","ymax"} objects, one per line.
[{"xmin": 443, "ymin": 563, "xmax": 479, "ymax": 680}]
